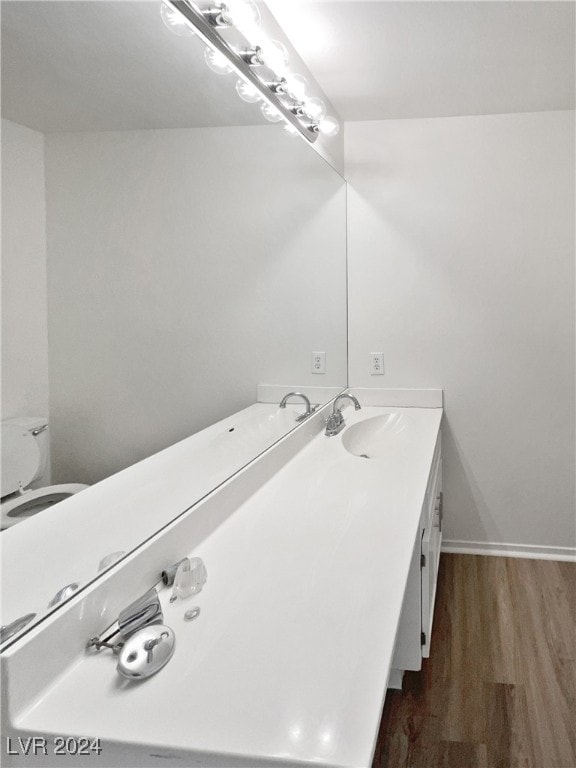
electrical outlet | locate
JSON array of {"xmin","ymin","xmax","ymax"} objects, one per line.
[
  {"xmin": 312, "ymin": 352, "xmax": 326, "ymax": 374},
  {"xmin": 369, "ymin": 353, "xmax": 384, "ymax": 375}
]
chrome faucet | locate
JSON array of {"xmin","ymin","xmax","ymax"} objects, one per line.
[
  {"xmin": 87, "ymin": 586, "xmax": 175, "ymax": 681},
  {"xmin": 325, "ymin": 393, "xmax": 361, "ymax": 436},
  {"xmin": 279, "ymin": 392, "xmax": 317, "ymax": 422},
  {"xmin": 87, "ymin": 587, "xmax": 163, "ymax": 652},
  {"xmin": 117, "ymin": 587, "xmax": 163, "ymax": 639}
]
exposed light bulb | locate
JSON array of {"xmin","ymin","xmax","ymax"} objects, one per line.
[
  {"xmin": 160, "ymin": 1, "xmax": 195, "ymax": 36},
  {"xmin": 303, "ymin": 97, "xmax": 326, "ymax": 121},
  {"xmin": 283, "ymin": 73, "xmax": 308, "ymax": 102},
  {"xmin": 261, "ymin": 102, "xmax": 284, "ymax": 123},
  {"xmin": 221, "ymin": 0, "xmax": 260, "ymax": 36},
  {"xmin": 257, "ymin": 39, "xmax": 289, "ymax": 73},
  {"xmin": 204, "ymin": 47, "xmax": 234, "ymax": 75},
  {"xmin": 283, "ymin": 123, "xmax": 299, "ymax": 137},
  {"xmin": 267, "ymin": 78, "xmax": 288, "ymax": 96},
  {"xmin": 318, "ymin": 115, "xmax": 340, "ymax": 137},
  {"xmin": 235, "ymin": 78, "xmax": 262, "ymax": 104},
  {"xmin": 98, "ymin": 551, "xmax": 126, "ymax": 572}
]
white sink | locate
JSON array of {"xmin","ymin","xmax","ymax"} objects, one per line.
[{"xmin": 342, "ymin": 413, "xmax": 413, "ymax": 458}]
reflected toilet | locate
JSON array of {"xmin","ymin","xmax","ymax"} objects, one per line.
[{"xmin": 1, "ymin": 418, "xmax": 88, "ymax": 530}]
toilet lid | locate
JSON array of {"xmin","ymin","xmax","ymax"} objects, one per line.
[{"xmin": 1, "ymin": 424, "xmax": 40, "ymax": 497}]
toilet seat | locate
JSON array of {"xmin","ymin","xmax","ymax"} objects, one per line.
[
  {"xmin": 1, "ymin": 424, "xmax": 40, "ymax": 497},
  {"xmin": 1, "ymin": 483, "xmax": 89, "ymax": 530}
]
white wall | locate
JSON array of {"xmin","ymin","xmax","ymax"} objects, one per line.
[
  {"xmin": 1, "ymin": 119, "xmax": 49, "ymax": 422},
  {"xmin": 45, "ymin": 125, "xmax": 347, "ymax": 485},
  {"xmin": 346, "ymin": 110, "xmax": 575, "ymax": 550}
]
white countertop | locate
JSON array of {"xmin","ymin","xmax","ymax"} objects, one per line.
[
  {"xmin": 1, "ymin": 403, "xmax": 308, "ymax": 640},
  {"xmin": 16, "ymin": 406, "xmax": 442, "ymax": 768}
]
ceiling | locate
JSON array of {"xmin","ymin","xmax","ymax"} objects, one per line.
[
  {"xmin": 1, "ymin": 1, "xmax": 263, "ymax": 132},
  {"xmin": 265, "ymin": 0, "xmax": 575, "ymax": 122}
]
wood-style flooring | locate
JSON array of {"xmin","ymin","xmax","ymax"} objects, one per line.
[{"xmin": 373, "ymin": 554, "xmax": 576, "ymax": 768}]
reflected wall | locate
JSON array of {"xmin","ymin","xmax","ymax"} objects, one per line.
[
  {"xmin": 1, "ymin": 0, "xmax": 347, "ymax": 645},
  {"xmin": 45, "ymin": 125, "xmax": 346, "ymax": 485}
]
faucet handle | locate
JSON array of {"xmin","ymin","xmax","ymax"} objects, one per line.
[
  {"xmin": 295, "ymin": 404, "xmax": 317, "ymax": 422},
  {"xmin": 326, "ymin": 412, "xmax": 339, "ymax": 429},
  {"xmin": 325, "ymin": 411, "xmax": 344, "ymax": 437}
]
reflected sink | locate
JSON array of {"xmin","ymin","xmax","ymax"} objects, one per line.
[{"xmin": 342, "ymin": 413, "xmax": 413, "ymax": 459}]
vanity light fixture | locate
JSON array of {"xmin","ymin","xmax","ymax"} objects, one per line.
[
  {"xmin": 161, "ymin": 0, "xmax": 341, "ymax": 143},
  {"xmin": 316, "ymin": 115, "xmax": 341, "ymax": 138},
  {"xmin": 235, "ymin": 78, "xmax": 262, "ymax": 103},
  {"xmin": 302, "ymin": 97, "xmax": 327, "ymax": 122},
  {"xmin": 265, "ymin": 78, "xmax": 289, "ymax": 95},
  {"xmin": 291, "ymin": 100, "xmax": 325, "ymax": 122},
  {"xmin": 283, "ymin": 123, "xmax": 299, "ymax": 137},
  {"xmin": 160, "ymin": 1, "xmax": 196, "ymax": 36},
  {"xmin": 204, "ymin": 46, "xmax": 234, "ymax": 75},
  {"xmin": 202, "ymin": 0, "xmax": 260, "ymax": 36},
  {"xmin": 282, "ymin": 73, "xmax": 308, "ymax": 102},
  {"xmin": 261, "ymin": 101, "xmax": 284, "ymax": 123},
  {"xmin": 239, "ymin": 39, "xmax": 289, "ymax": 71}
]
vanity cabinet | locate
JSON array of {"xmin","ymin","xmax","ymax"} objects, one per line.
[
  {"xmin": 1, "ymin": 404, "xmax": 444, "ymax": 768},
  {"xmin": 391, "ymin": 431, "xmax": 442, "ymax": 680}
]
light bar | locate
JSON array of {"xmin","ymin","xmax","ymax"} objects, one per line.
[{"xmin": 165, "ymin": 0, "xmax": 319, "ymax": 143}]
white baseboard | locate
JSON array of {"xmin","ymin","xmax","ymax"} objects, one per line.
[
  {"xmin": 348, "ymin": 388, "xmax": 443, "ymax": 408},
  {"xmin": 442, "ymin": 539, "xmax": 576, "ymax": 562}
]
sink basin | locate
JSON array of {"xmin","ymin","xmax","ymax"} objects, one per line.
[{"xmin": 342, "ymin": 413, "xmax": 413, "ymax": 459}]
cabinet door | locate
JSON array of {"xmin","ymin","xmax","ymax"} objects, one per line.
[{"xmin": 391, "ymin": 520, "xmax": 426, "ymax": 673}]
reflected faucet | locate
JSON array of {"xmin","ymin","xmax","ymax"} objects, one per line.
[
  {"xmin": 0, "ymin": 613, "xmax": 37, "ymax": 644},
  {"xmin": 279, "ymin": 392, "xmax": 317, "ymax": 423},
  {"xmin": 325, "ymin": 393, "xmax": 361, "ymax": 437},
  {"xmin": 47, "ymin": 582, "xmax": 80, "ymax": 608}
]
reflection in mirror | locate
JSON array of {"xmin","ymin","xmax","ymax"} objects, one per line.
[{"xmin": 0, "ymin": 1, "xmax": 347, "ymax": 646}]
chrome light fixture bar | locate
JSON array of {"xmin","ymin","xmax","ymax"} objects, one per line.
[{"xmin": 165, "ymin": 0, "xmax": 318, "ymax": 143}]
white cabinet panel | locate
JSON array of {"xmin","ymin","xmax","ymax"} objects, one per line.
[{"xmin": 391, "ymin": 431, "xmax": 442, "ymax": 676}]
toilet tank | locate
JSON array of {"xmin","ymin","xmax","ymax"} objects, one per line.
[{"xmin": 1, "ymin": 417, "xmax": 50, "ymax": 495}]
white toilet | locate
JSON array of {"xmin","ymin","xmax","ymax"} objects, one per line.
[{"xmin": 1, "ymin": 417, "xmax": 88, "ymax": 530}]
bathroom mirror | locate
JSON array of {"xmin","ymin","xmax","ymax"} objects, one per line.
[{"xmin": 1, "ymin": 0, "xmax": 347, "ymax": 646}]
